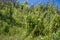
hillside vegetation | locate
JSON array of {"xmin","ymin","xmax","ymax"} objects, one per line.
[{"xmin": 0, "ymin": 2, "xmax": 60, "ymax": 40}]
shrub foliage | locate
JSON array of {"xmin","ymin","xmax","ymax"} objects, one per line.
[{"xmin": 0, "ymin": 2, "xmax": 60, "ymax": 40}]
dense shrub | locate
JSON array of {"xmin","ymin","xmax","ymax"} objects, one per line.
[{"xmin": 0, "ymin": 3, "xmax": 60, "ymax": 40}]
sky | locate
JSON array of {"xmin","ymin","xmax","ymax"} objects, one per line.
[{"xmin": 19, "ymin": 0, "xmax": 60, "ymax": 8}]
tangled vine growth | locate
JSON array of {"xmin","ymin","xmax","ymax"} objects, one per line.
[{"xmin": 0, "ymin": 2, "xmax": 60, "ymax": 40}]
